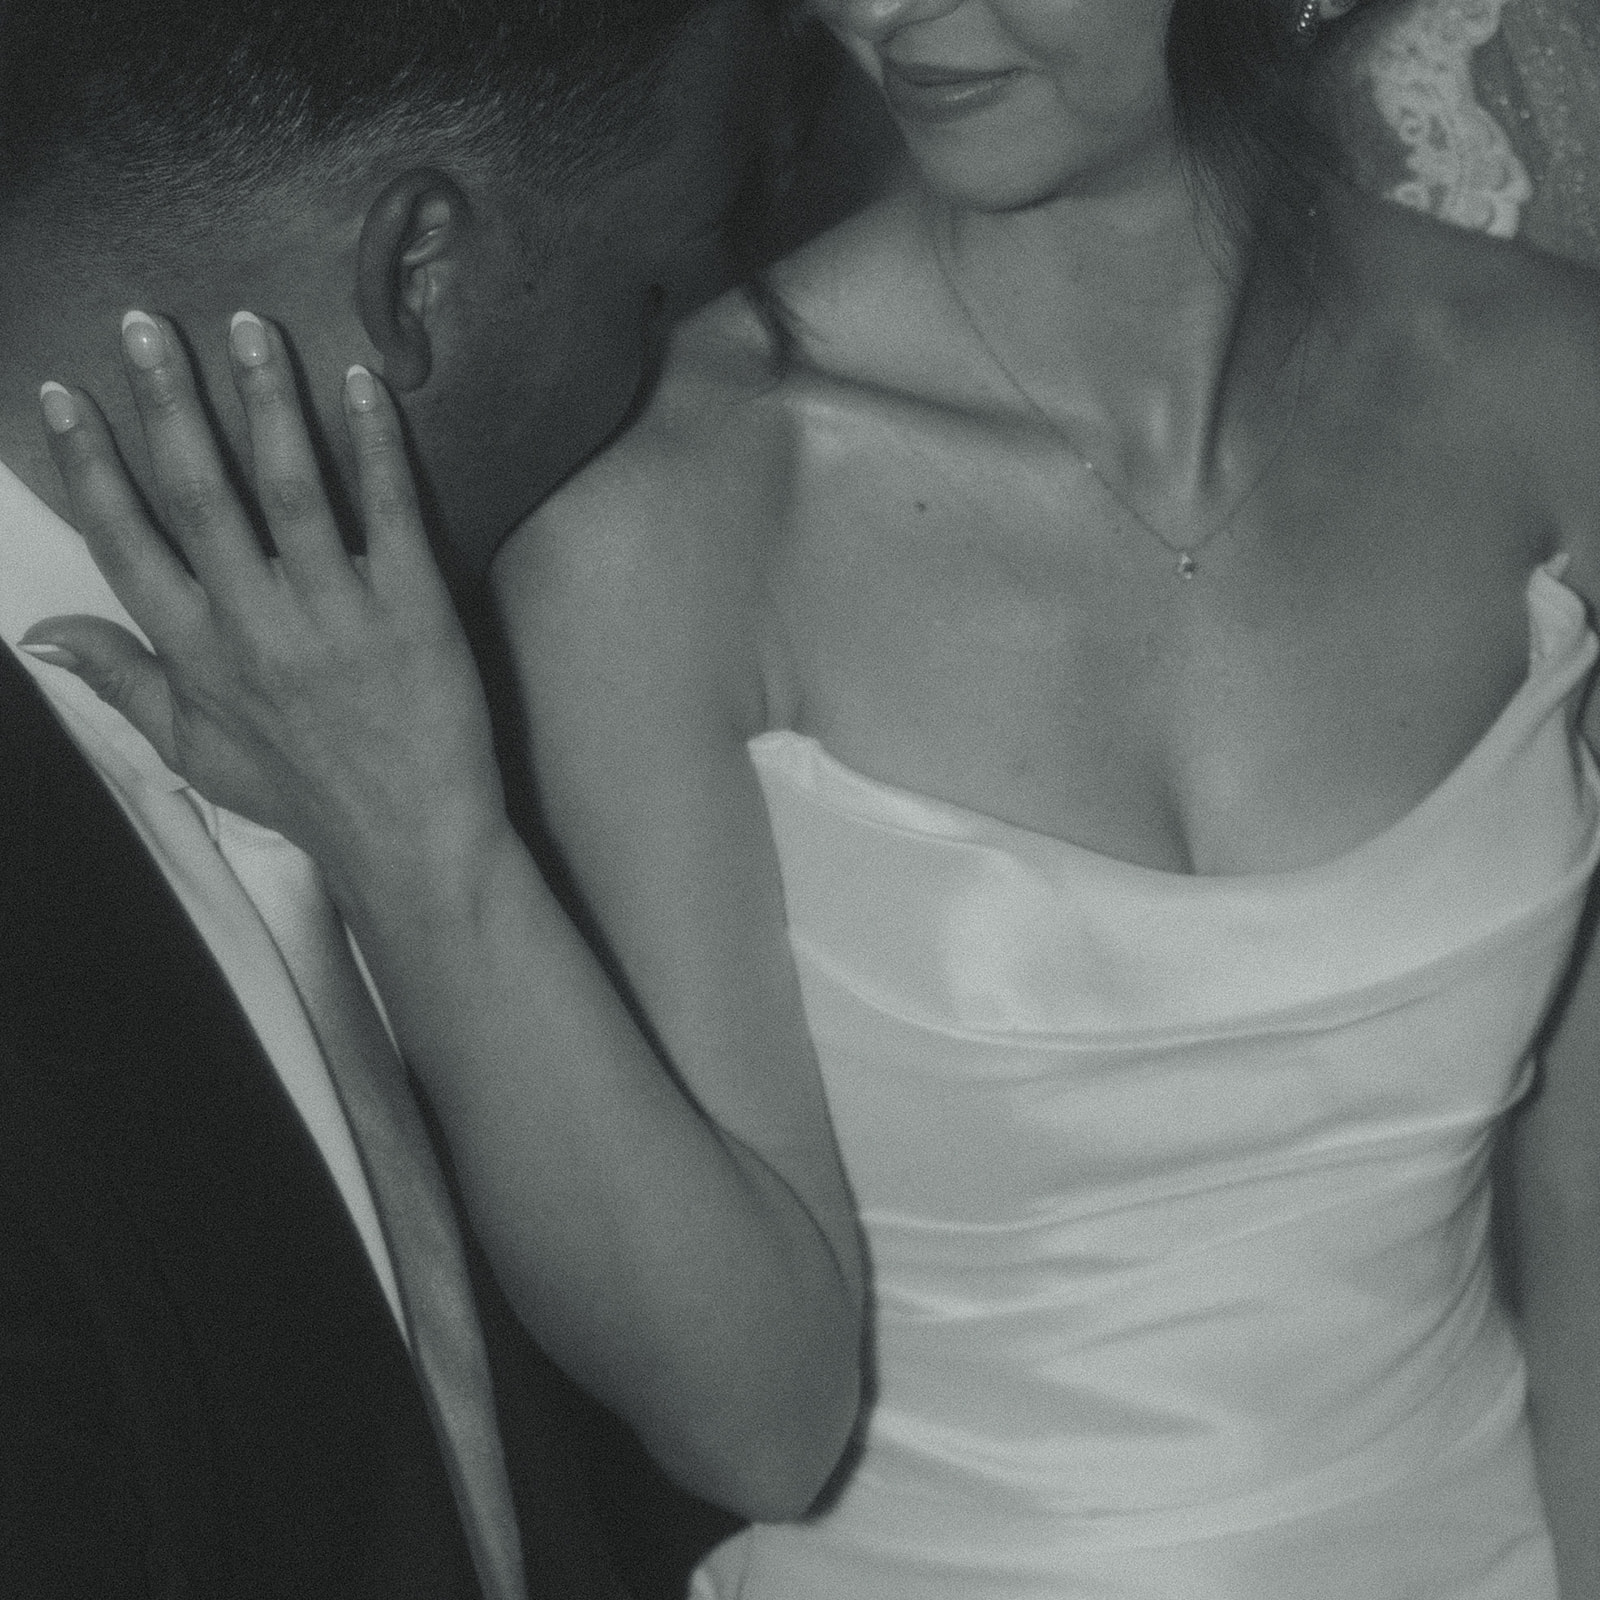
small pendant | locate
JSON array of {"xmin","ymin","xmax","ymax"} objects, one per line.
[{"xmin": 1176, "ymin": 552, "xmax": 1198, "ymax": 579}]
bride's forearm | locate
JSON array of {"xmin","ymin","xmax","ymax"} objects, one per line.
[{"xmin": 331, "ymin": 818, "xmax": 865, "ymax": 1522}]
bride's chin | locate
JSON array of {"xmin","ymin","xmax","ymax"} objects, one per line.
[
  {"xmin": 893, "ymin": 103, "xmax": 1183, "ymax": 217},
  {"xmin": 903, "ymin": 142, "xmax": 1174, "ymax": 219}
]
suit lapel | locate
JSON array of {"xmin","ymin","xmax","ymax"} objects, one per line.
[
  {"xmin": 0, "ymin": 648, "xmax": 730, "ymax": 1598},
  {"xmin": 0, "ymin": 648, "xmax": 483, "ymax": 1597}
]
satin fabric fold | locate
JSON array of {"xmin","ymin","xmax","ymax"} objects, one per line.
[{"xmin": 695, "ymin": 561, "xmax": 1595, "ymax": 1598}]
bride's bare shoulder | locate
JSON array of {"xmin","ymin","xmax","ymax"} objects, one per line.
[
  {"xmin": 1346, "ymin": 183, "xmax": 1598, "ymax": 353},
  {"xmin": 1358, "ymin": 186, "xmax": 1599, "ymax": 362},
  {"xmin": 764, "ymin": 185, "xmax": 954, "ymax": 395},
  {"xmin": 1344, "ymin": 190, "xmax": 1600, "ymax": 533},
  {"xmin": 495, "ymin": 286, "xmax": 789, "ymax": 615},
  {"xmin": 491, "ymin": 252, "xmax": 833, "ymax": 718},
  {"xmin": 501, "ymin": 189, "xmax": 928, "ymax": 575}
]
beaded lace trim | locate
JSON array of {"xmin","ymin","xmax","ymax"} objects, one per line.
[{"xmin": 1362, "ymin": 0, "xmax": 1533, "ymax": 237}]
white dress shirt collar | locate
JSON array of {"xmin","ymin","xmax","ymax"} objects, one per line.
[{"xmin": 0, "ymin": 456, "xmax": 183, "ymax": 790}]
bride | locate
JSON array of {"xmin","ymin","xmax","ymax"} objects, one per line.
[{"xmin": 25, "ymin": 0, "xmax": 1600, "ymax": 1594}]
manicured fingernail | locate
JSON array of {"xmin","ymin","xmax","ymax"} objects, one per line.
[
  {"xmin": 229, "ymin": 310, "xmax": 269, "ymax": 368},
  {"xmin": 18, "ymin": 642, "xmax": 80, "ymax": 669},
  {"xmin": 344, "ymin": 365, "xmax": 379, "ymax": 412},
  {"xmin": 121, "ymin": 309, "xmax": 165, "ymax": 370},
  {"xmin": 39, "ymin": 381, "xmax": 78, "ymax": 433}
]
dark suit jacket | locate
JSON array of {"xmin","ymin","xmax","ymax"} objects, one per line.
[{"xmin": 0, "ymin": 646, "xmax": 732, "ymax": 1598}]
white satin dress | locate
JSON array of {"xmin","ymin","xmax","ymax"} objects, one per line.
[{"xmin": 692, "ymin": 562, "xmax": 1598, "ymax": 1598}]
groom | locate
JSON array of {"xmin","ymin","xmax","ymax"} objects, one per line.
[{"xmin": 0, "ymin": 0, "xmax": 756, "ymax": 1595}]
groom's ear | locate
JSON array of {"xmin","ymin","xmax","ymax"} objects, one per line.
[{"xmin": 356, "ymin": 168, "xmax": 474, "ymax": 394}]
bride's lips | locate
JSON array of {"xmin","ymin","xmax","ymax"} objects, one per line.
[{"xmin": 879, "ymin": 58, "xmax": 1025, "ymax": 125}]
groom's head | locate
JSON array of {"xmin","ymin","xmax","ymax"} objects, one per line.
[{"xmin": 0, "ymin": 0, "xmax": 775, "ymax": 574}]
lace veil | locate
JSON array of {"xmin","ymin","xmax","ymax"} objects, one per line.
[{"xmin": 1336, "ymin": 0, "xmax": 1600, "ymax": 263}]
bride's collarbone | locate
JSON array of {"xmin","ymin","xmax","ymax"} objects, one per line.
[{"xmin": 761, "ymin": 298, "xmax": 1553, "ymax": 871}]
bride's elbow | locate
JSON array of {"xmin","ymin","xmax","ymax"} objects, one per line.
[{"xmin": 660, "ymin": 1354, "xmax": 866, "ymax": 1524}]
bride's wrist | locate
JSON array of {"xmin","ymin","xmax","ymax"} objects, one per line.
[{"xmin": 317, "ymin": 794, "xmax": 520, "ymax": 936}]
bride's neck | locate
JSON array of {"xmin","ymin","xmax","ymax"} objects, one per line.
[{"xmin": 927, "ymin": 174, "xmax": 1304, "ymax": 493}]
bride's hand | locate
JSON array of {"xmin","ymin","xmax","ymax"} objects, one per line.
[{"xmin": 22, "ymin": 311, "xmax": 507, "ymax": 898}]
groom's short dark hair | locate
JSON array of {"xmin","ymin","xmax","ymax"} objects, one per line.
[{"xmin": 0, "ymin": 0, "xmax": 731, "ymax": 228}]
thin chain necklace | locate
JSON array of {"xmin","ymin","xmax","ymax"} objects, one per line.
[{"xmin": 928, "ymin": 213, "xmax": 1317, "ymax": 580}]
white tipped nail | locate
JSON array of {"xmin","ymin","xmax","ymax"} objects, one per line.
[
  {"xmin": 344, "ymin": 365, "xmax": 379, "ymax": 412},
  {"xmin": 229, "ymin": 310, "xmax": 269, "ymax": 368},
  {"xmin": 39, "ymin": 382, "xmax": 77, "ymax": 433},
  {"xmin": 121, "ymin": 309, "xmax": 165, "ymax": 370},
  {"xmin": 19, "ymin": 642, "xmax": 80, "ymax": 669}
]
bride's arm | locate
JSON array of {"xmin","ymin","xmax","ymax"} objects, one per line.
[
  {"xmin": 1507, "ymin": 930, "xmax": 1600, "ymax": 1598},
  {"xmin": 25, "ymin": 317, "xmax": 865, "ymax": 1522},
  {"xmin": 1509, "ymin": 299, "xmax": 1600, "ymax": 1598}
]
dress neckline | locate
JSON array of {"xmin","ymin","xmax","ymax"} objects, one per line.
[{"xmin": 749, "ymin": 561, "xmax": 1597, "ymax": 891}]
